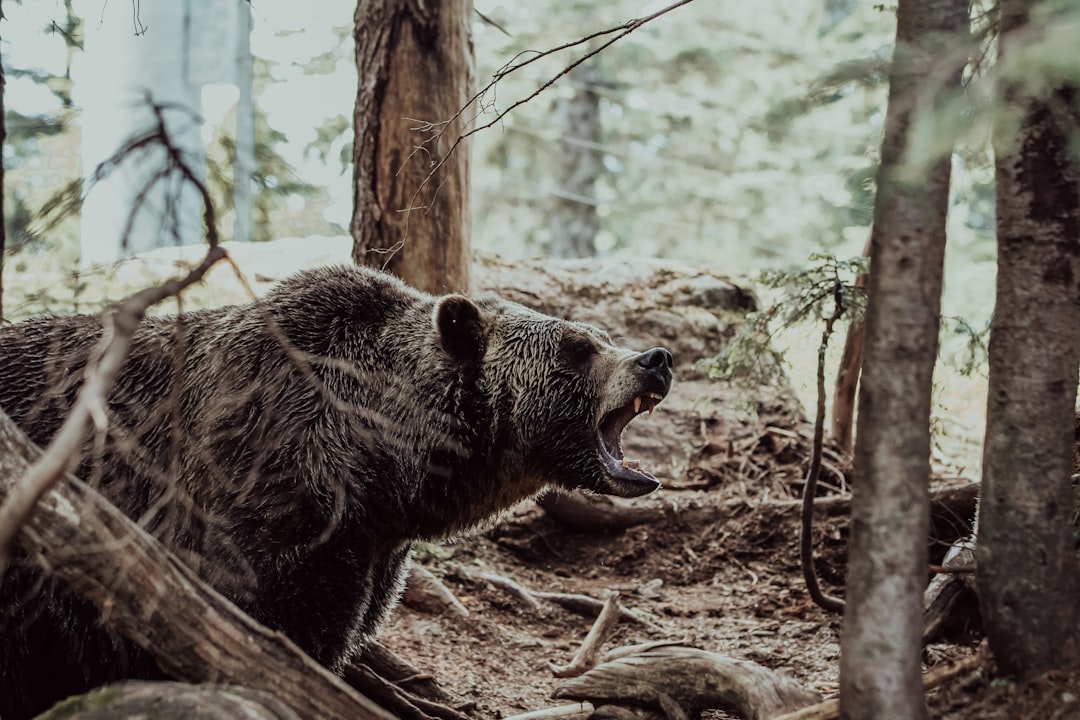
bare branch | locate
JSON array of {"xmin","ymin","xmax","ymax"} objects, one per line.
[
  {"xmin": 391, "ymin": 0, "xmax": 696, "ymax": 259},
  {"xmin": 0, "ymin": 95, "xmax": 226, "ymax": 572}
]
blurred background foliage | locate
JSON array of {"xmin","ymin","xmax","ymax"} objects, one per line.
[{"xmin": 2, "ymin": 0, "xmax": 1059, "ymax": 379}]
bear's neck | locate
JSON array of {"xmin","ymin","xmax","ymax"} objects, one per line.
[{"xmin": 394, "ymin": 422, "xmax": 545, "ymax": 542}]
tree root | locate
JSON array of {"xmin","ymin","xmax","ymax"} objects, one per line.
[
  {"xmin": 342, "ymin": 663, "xmax": 472, "ymax": 720},
  {"xmin": 533, "ymin": 591, "xmax": 665, "ymax": 633},
  {"xmin": 358, "ymin": 641, "xmax": 454, "ymax": 704},
  {"xmin": 460, "ymin": 565, "xmax": 666, "ymax": 632},
  {"xmin": 403, "ymin": 564, "xmax": 470, "ymax": 617},
  {"xmin": 550, "ymin": 593, "xmax": 624, "ymax": 678},
  {"xmin": 553, "ymin": 645, "xmax": 821, "ymax": 720},
  {"xmin": 537, "ymin": 492, "xmax": 669, "ymax": 531},
  {"xmin": 772, "ymin": 651, "xmax": 984, "ymax": 720}
]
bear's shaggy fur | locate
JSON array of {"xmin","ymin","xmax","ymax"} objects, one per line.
[{"xmin": 0, "ymin": 265, "xmax": 673, "ymax": 719}]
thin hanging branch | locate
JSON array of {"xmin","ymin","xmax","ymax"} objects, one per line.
[
  {"xmin": 0, "ymin": 96, "xmax": 227, "ymax": 572},
  {"xmin": 390, "ymin": 0, "xmax": 696, "ymax": 252}
]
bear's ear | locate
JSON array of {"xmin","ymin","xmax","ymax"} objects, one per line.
[{"xmin": 434, "ymin": 295, "xmax": 487, "ymax": 366}]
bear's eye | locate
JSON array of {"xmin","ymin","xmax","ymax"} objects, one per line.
[{"xmin": 561, "ymin": 336, "xmax": 597, "ymax": 372}]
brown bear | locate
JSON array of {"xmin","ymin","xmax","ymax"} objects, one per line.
[{"xmin": 0, "ymin": 264, "xmax": 673, "ymax": 720}]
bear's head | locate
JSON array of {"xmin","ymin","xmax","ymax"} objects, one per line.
[{"xmin": 433, "ymin": 293, "xmax": 674, "ymax": 499}]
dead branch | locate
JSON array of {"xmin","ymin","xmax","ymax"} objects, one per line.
[
  {"xmin": 463, "ymin": 567, "xmax": 546, "ymax": 612},
  {"xmin": 537, "ymin": 492, "xmax": 669, "ymax": 530},
  {"xmin": 0, "ymin": 96, "xmax": 226, "ymax": 573},
  {"xmin": 402, "ymin": 564, "xmax": 469, "ymax": 617},
  {"xmin": 501, "ymin": 704, "xmax": 596, "ymax": 720},
  {"xmin": 33, "ymin": 681, "xmax": 302, "ymax": 720},
  {"xmin": 552, "ymin": 646, "xmax": 821, "ymax": 720},
  {"xmin": 532, "ymin": 590, "xmax": 666, "ymax": 633},
  {"xmin": 550, "ymin": 592, "xmax": 624, "ymax": 678},
  {"xmin": 0, "ymin": 246, "xmax": 225, "ymax": 573},
  {"xmin": 0, "ymin": 412, "xmax": 392, "ymax": 720}
]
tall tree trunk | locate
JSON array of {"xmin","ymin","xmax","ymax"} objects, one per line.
[
  {"xmin": 838, "ymin": 1, "xmax": 968, "ymax": 718},
  {"xmin": 549, "ymin": 59, "xmax": 601, "ymax": 259},
  {"xmin": 975, "ymin": 0, "xmax": 1080, "ymax": 678},
  {"xmin": 351, "ymin": 0, "xmax": 474, "ymax": 294},
  {"xmin": 1, "ymin": 6, "xmax": 6, "ymax": 322}
]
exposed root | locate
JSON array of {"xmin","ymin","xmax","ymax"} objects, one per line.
[
  {"xmin": 553, "ymin": 645, "xmax": 821, "ymax": 720},
  {"xmin": 537, "ymin": 492, "xmax": 669, "ymax": 531},
  {"xmin": 463, "ymin": 567, "xmax": 545, "ymax": 612},
  {"xmin": 403, "ymin": 565, "xmax": 469, "ymax": 617},
  {"xmin": 549, "ymin": 592, "xmax": 624, "ymax": 678}
]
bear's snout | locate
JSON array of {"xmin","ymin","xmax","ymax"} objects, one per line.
[
  {"xmin": 635, "ymin": 347, "xmax": 674, "ymax": 394},
  {"xmin": 636, "ymin": 347, "xmax": 674, "ymax": 372}
]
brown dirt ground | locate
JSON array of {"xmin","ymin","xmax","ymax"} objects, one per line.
[{"xmin": 378, "ymin": 407, "xmax": 1080, "ymax": 720}]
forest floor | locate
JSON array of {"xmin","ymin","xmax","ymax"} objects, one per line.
[{"xmin": 379, "ymin": 402, "xmax": 1080, "ymax": 720}]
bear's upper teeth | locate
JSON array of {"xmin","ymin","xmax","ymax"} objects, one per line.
[{"xmin": 633, "ymin": 393, "xmax": 665, "ymax": 416}]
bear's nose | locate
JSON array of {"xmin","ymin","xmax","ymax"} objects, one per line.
[{"xmin": 636, "ymin": 347, "xmax": 674, "ymax": 371}]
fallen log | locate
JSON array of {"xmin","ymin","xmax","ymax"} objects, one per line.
[
  {"xmin": 537, "ymin": 492, "xmax": 669, "ymax": 530},
  {"xmin": 552, "ymin": 645, "xmax": 821, "ymax": 720},
  {"xmin": 33, "ymin": 681, "xmax": 302, "ymax": 720},
  {"xmin": 0, "ymin": 411, "xmax": 392, "ymax": 720}
]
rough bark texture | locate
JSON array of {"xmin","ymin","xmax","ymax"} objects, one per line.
[
  {"xmin": 975, "ymin": 0, "xmax": 1080, "ymax": 678},
  {"xmin": 0, "ymin": 410, "xmax": 392, "ymax": 720},
  {"xmin": 1, "ymin": 23, "xmax": 6, "ymax": 321},
  {"xmin": 838, "ymin": 1, "xmax": 968, "ymax": 718},
  {"xmin": 552, "ymin": 646, "xmax": 821, "ymax": 720},
  {"xmin": 549, "ymin": 59, "xmax": 601, "ymax": 259},
  {"xmin": 351, "ymin": 0, "xmax": 474, "ymax": 294}
]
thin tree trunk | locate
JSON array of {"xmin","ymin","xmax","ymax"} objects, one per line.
[
  {"xmin": 975, "ymin": 0, "xmax": 1080, "ymax": 678},
  {"xmin": 838, "ymin": 1, "xmax": 968, "ymax": 718},
  {"xmin": 233, "ymin": 0, "xmax": 255, "ymax": 245},
  {"xmin": 351, "ymin": 0, "xmax": 474, "ymax": 294},
  {"xmin": 550, "ymin": 59, "xmax": 601, "ymax": 259},
  {"xmin": 830, "ymin": 235, "xmax": 871, "ymax": 456}
]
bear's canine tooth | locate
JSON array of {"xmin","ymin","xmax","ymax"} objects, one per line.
[{"xmin": 633, "ymin": 396, "xmax": 642, "ymax": 414}]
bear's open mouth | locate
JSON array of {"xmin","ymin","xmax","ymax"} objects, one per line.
[{"xmin": 596, "ymin": 391, "xmax": 666, "ymax": 494}]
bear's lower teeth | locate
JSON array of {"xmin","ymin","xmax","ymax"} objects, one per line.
[{"xmin": 620, "ymin": 458, "xmax": 641, "ymax": 470}]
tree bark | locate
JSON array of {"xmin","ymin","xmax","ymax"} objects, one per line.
[
  {"xmin": 0, "ymin": 410, "xmax": 392, "ymax": 720},
  {"xmin": 549, "ymin": 59, "xmax": 601, "ymax": 259},
  {"xmin": 1, "ymin": 11, "xmax": 6, "ymax": 321},
  {"xmin": 830, "ymin": 235, "xmax": 871, "ymax": 456},
  {"xmin": 975, "ymin": 0, "xmax": 1080, "ymax": 678},
  {"xmin": 351, "ymin": 0, "xmax": 474, "ymax": 294},
  {"xmin": 838, "ymin": 2, "xmax": 968, "ymax": 718}
]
